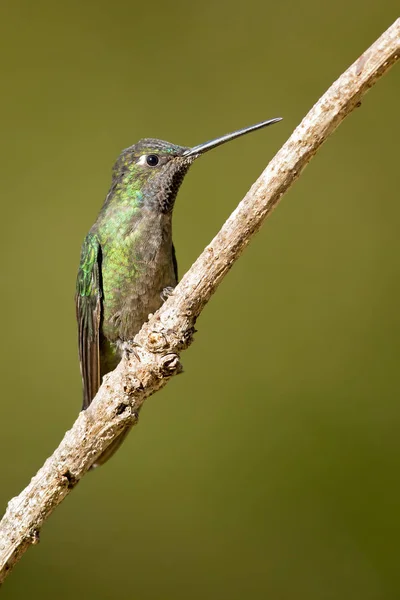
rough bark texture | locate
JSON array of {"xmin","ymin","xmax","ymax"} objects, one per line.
[{"xmin": 0, "ymin": 18, "xmax": 398, "ymax": 585}]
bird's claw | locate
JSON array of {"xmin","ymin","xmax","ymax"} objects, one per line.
[
  {"xmin": 160, "ymin": 286, "xmax": 175, "ymax": 302},
  {"xmin": 122, "ymin": 339, "xmax": 141, "ymax": 361}
]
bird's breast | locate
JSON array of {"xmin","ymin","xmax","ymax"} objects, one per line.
[{"xmin": 100, "ymin": 214, "xmax": 176, "ymax": 343}]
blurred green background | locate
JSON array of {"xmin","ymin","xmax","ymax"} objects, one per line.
[{"xmin": 1, "ymin": 1, "xmax": 399, "ymax": 598}]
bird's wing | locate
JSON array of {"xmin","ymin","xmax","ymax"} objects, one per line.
[{"xmin": 75, "ymin": 233, "xmax": 102, "ymax": 410}]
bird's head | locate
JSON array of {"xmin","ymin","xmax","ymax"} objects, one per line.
[{"xmin": 108, "ymin": 118, "xmax": 282, "ymax": 214}]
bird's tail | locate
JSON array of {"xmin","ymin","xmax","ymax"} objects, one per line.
[{"xmin": 90, "ymin": 426, "xmax": 133, "ymax": 469}]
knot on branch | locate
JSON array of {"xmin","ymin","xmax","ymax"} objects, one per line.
[
  {"xmin": 123, "ymin": 375, "xmax": 144, "ymax": 396},
  {"xmin": 115, "ymin": 402, "xmax": 140, "ymax": 424},
  {"xmin": 145, "ymin": 329, "xmax": 170, "ymax": 352},
  {"xmin": 137, "ymin": 319, "xmax": 197, "ymax": 354},
  {"xmin": 61, "ymin": 470, "xmax": 78, "ymax": 490},
  {"xmin": 27, "ymin": 528, "xmax": 40, "ymax": 545},
  {"xmin": 159, "ymin": 353, "xmax": 182, "ymax": 377}
]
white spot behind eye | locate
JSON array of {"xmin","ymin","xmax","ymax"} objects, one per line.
[{"xmin": 137, "ymin": 155, "xmax": 147, "ymax": 166}]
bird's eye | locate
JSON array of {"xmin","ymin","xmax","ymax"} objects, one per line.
[{"xmin": 146, "ymin": 154, "xmax": 159, "ymax": 167}]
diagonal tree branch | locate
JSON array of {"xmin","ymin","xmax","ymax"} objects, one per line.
[{"xmin": 0, "ymin": 18, "xmax": 398, "ymax": 585}]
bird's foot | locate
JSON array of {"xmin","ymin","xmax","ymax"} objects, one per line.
[
  {"xmin": 160, "ymin": 286, "xmax": 175, "ymax": 302},
  {"xmin": 122, "ymin": 339, "xmax": 141, "ymax": 362}
]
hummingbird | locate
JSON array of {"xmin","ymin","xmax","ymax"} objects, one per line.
[{"xmin": 76, "ymin": 117, "xmax": 282, "ymax": 465}]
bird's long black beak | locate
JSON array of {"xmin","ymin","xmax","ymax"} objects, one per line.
[{"xmin": 182, "ymin": 117, "xmax": 282, "ymax": 157}]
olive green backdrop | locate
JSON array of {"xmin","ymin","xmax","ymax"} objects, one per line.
[{"xmin": 1, "ymin": 1, "xmax": 399, "ymax": 598}]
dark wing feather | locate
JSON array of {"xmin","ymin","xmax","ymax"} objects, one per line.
[
  {"xmin": 75, "ymin": 233, "xmax": 102, "ymax": 410},
  {"xmin": 172, "ymin": 242, "xmax": 178, "ymax": 282}
]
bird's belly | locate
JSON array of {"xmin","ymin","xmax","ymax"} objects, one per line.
[{"xmin": 101, "ymin": 255, "xmax": 176, "ymax": 344}]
